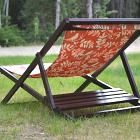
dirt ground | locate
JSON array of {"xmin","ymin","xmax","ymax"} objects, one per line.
[{"xmin": 17, "ymin": 124, "xmax": 49, "ymax": 140}]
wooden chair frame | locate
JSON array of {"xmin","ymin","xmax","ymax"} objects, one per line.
[{"xmin": 0, "ymin": 18, "xmax": 140, "ymax": 118}]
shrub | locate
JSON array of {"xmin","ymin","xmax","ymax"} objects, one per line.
[{"xmin": 0, "ymin": 25, "xmax": 25, "ymax": 47}]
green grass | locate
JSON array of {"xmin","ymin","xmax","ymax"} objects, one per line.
[{"xmin": 0, "ymin": 54, "xmax": 140, "ymax": 140}]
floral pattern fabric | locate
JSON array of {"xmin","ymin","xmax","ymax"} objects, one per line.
[
  {"xmin": 2, "ymin": 24, "xmax": 139, "ymax": 78},
  {"xmin": 47, "ymin": 24, "xmax": 137, "ymax": 77}
]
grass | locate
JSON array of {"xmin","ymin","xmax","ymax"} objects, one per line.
[{"xmin": 0, "ymin": 54, "xmax": 140, "ymax": 140}]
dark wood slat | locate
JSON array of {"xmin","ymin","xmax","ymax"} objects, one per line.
[
  {"xmin": 54, "ymin": 88, "xmax": 122, "ymax": 98},
  {"xmin": 95, "ymin": 105, "xmax": 140, "ymax": 115},
  {"xmin": 73, "ymin": 105, "xmax": 140, "ymax": 118},
  {"xmin": 54, "ymin": 91, "xmax": 128, "ymax": 102},
  {"xmin": 57, "ymin": 96, "xmax": 138, "ymax": 111},
  {"xmin": 55, "ymin": 94, "xmax": 134, "ymax": 105},
  {"xmin": 67, "ymin": 18, "xmax": 140, "ymax": 25}
]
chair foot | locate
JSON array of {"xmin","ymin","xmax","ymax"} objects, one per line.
[
  {"xmin": 1, "ymin": 101, "xmax": 6, "ymax": 104},
  {"xmin": 1, "ymin": 98, "xmax": 8, "ymax": 104},
  {"xmin": 130, "ymin": 100, "xmax": 140, "ymax": 106}
]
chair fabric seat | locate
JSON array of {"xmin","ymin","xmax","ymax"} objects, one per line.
[
  {"xmin": 1, "ymin": 24, "xmax": 139, "ymax": 78},
  {"xmin": 47, "ymin": 24, "xmax": 137, "ymax": 77},
  {"xmin": 1, "ymin": 63, "xmax": 52, "ymax": 78}
]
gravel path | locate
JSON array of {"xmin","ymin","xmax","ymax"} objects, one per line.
[
  {"xmin": 0, "ymin": 45, "xmax": 61, "ymax": 56},
  {"xmin": 0, "ymin": 37, "xmax": 139, "ymax": 56}
]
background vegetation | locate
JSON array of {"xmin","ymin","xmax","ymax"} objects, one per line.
[
  {"xmin": 0, "ymin": 1, "xmax": 140, "ymax": 139},
  {"xmin": 0, "ymin": 0, "xmax": 140, "ymax": 46},
  {"xmin": 0, "ymin": 54, "xmax": 140, "ymax": 139}
]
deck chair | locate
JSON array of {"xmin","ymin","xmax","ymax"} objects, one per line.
[{"xmin": 0, "ymin": 18, "xmax": 140, "ymax": 118}]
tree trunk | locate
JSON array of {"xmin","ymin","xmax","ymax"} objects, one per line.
[
  {"xmin": 55, "ymin": 0, "xmax": 61, "ymax": 29},
  {"xmin": 6, "ymin": 0, "xmax": 9, "ymax": 17},
  {"xmin": 87, "ymin": 0, "xmax": 93, "ymax": 18},
  {"xmin": 0, "ymin": 11, "xmax": 1, "ymax": 28},
  {"xmin": 3, "ymin": 0, "xmax": 9, "ymax": 25},
  {"xmin": 0, "ymin": 0, "xmax": 2, "ymax": 28},
  {"xmin": 125, "ymin": 0, "xmax": 133, "ymax": 17},
  {"xmin": 119, "ymin": 0, "xmax": 124, "ymax": 17},
  {"xmin": 3, "ymin": 0, "xmax": 9, "ymax": 16},
  {"xmin": 110, "ymin": 0, "xmax": 116, "ymax": 18}
]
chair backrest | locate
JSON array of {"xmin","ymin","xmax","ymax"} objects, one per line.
[{"xmin": 47, "ymin": 23, "xmax": 139, "ymax": 77}]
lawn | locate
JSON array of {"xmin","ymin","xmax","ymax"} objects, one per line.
[{"xmin": 0, "ymin": 54, "xmax": 140, "ymax": 140}]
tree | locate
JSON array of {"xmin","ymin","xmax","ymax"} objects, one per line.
[
  {"xmin": 3, "ymin": 0, "xmax": 9, "ymax": 17},
  {"xmin": 55, "ymin": 0, "xmax": 61, "ymax": 29},
  {"xmin": 118, "ymin": 0, "xmax": 124, "ymax": 17},
  {"xmin": 94, "ymin": 0, "xmax": 117, "ymax": 18},
  {"xmin": 86, "ymin": 0, "xmax": 93, "ymax": 18},
  {"xmin": 0, "ymin": 0, "xmax": 140, "ymax": 45},
  {"xmin": 0, "ymin": 0, "xmax": 2, "ymax": 28},
  {"xmin": 20, "ymin": 0, "xmax": 55, "ymax": 42},
  {"xmin": 136, "ymin": 0, "xmax": 140, "ymax": 17},
  {"xmin": 61, "ymin": 0, "xmax": 86, "ymax": 18},
  {"xmin": 3, "ymin": 0, "xmax": 9, "ymax": 25},
  {"xmin": 109, "ymin": 0, "xmax": 140, "ymax": 18},
  {"xmin": 8, "ymin": 0, "xmax": 25, "ymax": 27},
  {"xmin": 0, "ymin": 12, "xmax": 1, "ymax": 28}
]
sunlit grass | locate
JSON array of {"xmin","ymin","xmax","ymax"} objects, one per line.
[{"xmin": 0, "ymin": 54, "xmax": 140, "ymax": 140}]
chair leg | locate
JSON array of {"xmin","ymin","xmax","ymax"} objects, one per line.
[
  {"xmin": 1, "ymin": 88, "xmax": 17, "ymax": 104},
  {"xmin": 1, "ymin": 77, "xmax": 26, "ymax": 104},
  {"xmin": 0, "ymin": 67, "xmax": 45, "ymax": 104},
  {"xmin": 83, "ymin": 74, "xmax": 113, "ymax": 89},
  {"xmin": 74, "ymin": 74, "xmax": 113, "ymax": 93},
  {"xmin": 130, "ymin": 100, "xmax": 140, "ymax": 106},
  {"xmin": 120, "ymin": 52, "xmax": 140, "ymax": 98},
  {"xmin": 1, "ymin": 58, "xmax": 38, "ymax": 104},
  {"xmin": 36, "ymin": 53, "xmax": 56, "ymax": 109},
  {"xmin": 74, "ymin": 80, "xmax": 91, "ymax": 93}
]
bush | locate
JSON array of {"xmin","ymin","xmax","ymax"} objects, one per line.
[
  {"xmin": 23, "ymin": 22, "xmax": 55, "ymax": 43},
  {"xmin": 0, "ymin": 25, "xmax": 25, "ymax": 47}
]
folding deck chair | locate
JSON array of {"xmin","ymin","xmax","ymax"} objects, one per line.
[{"xmin": 0, "ymin": 18, "xmax": 140, "ymax": 118}]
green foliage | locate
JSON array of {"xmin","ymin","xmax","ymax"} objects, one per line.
[
  {"xmin": 20, "ymin": 0, "xmax": 55, "ymax": 43},
  {"xmin": 61, "ymin": 0, "xmax": 86, "ymax": 18},
  {"xmin": 94, "ymin": 0, "xmax": 117, "ymax": 18},
  {"xmin": 0, "ymin": 0, "xmax": 3, "ymax": 28},
  {"xmin": 0, "ymin": 0, "xmax": 3, "ymax": 9},
  {"xmin": 0, "ymin": 25, "xmax": 25, "ymax": 47},
  {"xmin": 33, "ymin": 16, "xmax": 39, "ymax": 41},
  {"xmin": 0, "ymin": 0, "xmax": 139, "ymax": 45}
]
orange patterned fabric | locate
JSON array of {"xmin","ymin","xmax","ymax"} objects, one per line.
[
  {"xmin": 46, "ymin": 24, "xmax": 137, "ymax": 77},
  {"xmin": 3, "ymin": 24, "xmax": 139, "ymax": 78}
]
